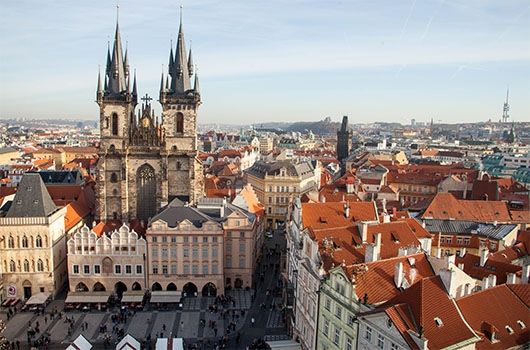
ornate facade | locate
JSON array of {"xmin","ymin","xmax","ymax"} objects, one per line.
[{"xmin": 95, "ymin": 13, "xmax": 204, "ymax": 223}]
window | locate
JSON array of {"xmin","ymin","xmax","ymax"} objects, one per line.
[
  {"xmin": 202, "ymin": 264, "xmax": 208, "ymax": 274},
  {"xmin": 37, "ymin": 259, "xmax": 44, "ymax": 272},
  {"xmin": 192, "ymin": 247, "xmax": 199, "ymax": 258},
  {"xmin": 202, "ymin": 247, "xmax": 208, "ymax": 258},
  {"xmin": 203, "ymin": 237, "xmax": 208, "ymax": 243},
  {"xmin": 365, "ymin": 326, "xmax": 372, "ymax": 341},
  {"xmin": 171, "ymin": 236, "xmax": 177, "ymax": 243},
  {"xmin": 239, "ymin": 243, "xmax": 245, "ymax": 253},
  {"xmin": 152, "ymin": 265, "xmax": 158, "ymax": 274},
  {"xmin": 136, "ymin": 265, "xmax": 143, "ymax": 274},
  {"xmin": 212, "ymin": 247, "xmax": 218, "ymax": 257},
  {"xmin": 333, "ymin": 327, "xmax": 341, "ymax": 346},
  {"xmin": 125, "ymin": 265, "xmax": 132, "ymax": 274},
  {"xmin": 212, "ymin": 237, "xmax": 218, "ymax": 243},
  {"xmin": 183, "ymin": 248, "xmax": 189, "ymax": 257},
  {"xmin": 183, "ymin": 264, "xmax": 189, "ymax": 274},
  {"xmin": 192, "ymin": 264, "xmax": 199, "ymax": 274},
  {"xmin": 152, "ymin": 248, "xmax": 158, "ymax": 258},
  {"xmin": 212, "ymin": 263, "xmax": 218, "ymax": 274},
  {"xmin": 506, "ymin": 326, "xmax": 514, "ymax": 334},
  {"xmin": 377, "ymin": 334, "xmax": 384, "ymax": 349},
  {"xmin": 73, "ymin": 265, "xmax": 79, "ymax": 274},
  {"xmin": 517, "ymin": 320, "xmax": 526, "ymax": 329},
  {"xmin": 171, "ymin": 248, "xmax": 177, "ymax": 258},
  {"xmin": 152, "ymin": 236, "xmax": 158, "ymax": 243},
  {"xmin": 176, "ymin": 112, "xmax": 184, "ymax": 133},
  {"xmin": 325, "ymin": 297, "xmax": 331, "ymax": 311},
  {"xmin": 391, "ymin": 343, "xmax": 399, "ymax": 350},
  {"xmin": 94, "ymin": 265, "xmax": 101, "ymax": 274},
  {"xmin": 114, "ymin": 265, "xmax": 121, "ymax": 274},
  {"xmin": 22, "ymin": 236, "xmax": 28, "ymax": 248},
  {"xmin": 162, "ymin": 248, "xmax": 168, "ymax": 258},
  {"xmin": 8, "ymin": 236, "xmax": 14, "ymax": 248},
  {"xmin": 239, "ymin": 257, "xmax": 245, "ymax": 268},
  {"xmin": 335, "ymin": 306, "xmax": 342, "ymax": 320},
  {"xmin": 183, "ymin": 236, "xmax": 189, "ymax": 243},
  {"xmin": 192, "ymin": 237, "xmax": 198, "ymax": 243},
  {"xmin": 240, "ymin": 232, "xmax": 245, "ymax": 238},
  {"xmin": 83, "ymin": 265, "xmax": 90, "ymax": 274},
  {"xmin": 346, "ymin": 337, "xmax": 353, "ymax": 350},
  {"xmin": 347, "ymin": 314, "xmax": 355, "ymax": 327},
  {"xmin": 23, "ymin": 259, "xmax": 29, "ymax": 272},
  {"xmin": 434, "ymin": 317, "xmax": 443, "ymax": 327},
  {"xmin": 323, "ymin": 319, "xmax": 330, "ymax": 337},
  {"xmin": 171, "ymin": 264, "xmax": 177, "ymax": 274},
  {"xmin": 111, "ymin": 113, "xmax": 118, "ymax": 135},
  {"xmin": 35, "ymin": 235, "xmax": 43, "ymax": 248},
  {"xmin": 162, "ymin": 265, "xmax": 168, "ymax": 275},
  {"xmin": 226, "ymin": 256, "xmax": 232, "ymax": 267},
  {"xmin": 110, "ymin": 172, "xmax": 118, "ymax": 183}
]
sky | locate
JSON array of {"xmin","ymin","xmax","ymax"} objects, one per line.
[{"xmin": 0, "ymin": 0, "xmax": 529, "ymax": 125}]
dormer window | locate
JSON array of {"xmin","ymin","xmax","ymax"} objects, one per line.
[
  {"xmin": 434, "ymin": 317, "xmax": 443, "ymax": 327},
  {"xmin": 505, "ymin": 326, "xmax": 514, "ymax": 334},
  {"xmin": 517, "ymin": 320, "xmax": 526, "ymax": 329}
]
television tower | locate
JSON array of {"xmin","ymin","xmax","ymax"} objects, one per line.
[{"xmin": 502, "ymin": 87, "xmax": 510, "ymax": 123}]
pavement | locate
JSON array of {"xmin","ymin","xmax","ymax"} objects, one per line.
[{"xmin": 0, "ymin": 229, "xmax": 289, "ymax": 349}]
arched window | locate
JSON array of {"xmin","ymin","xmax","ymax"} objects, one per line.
[
  {"xmin": 112, "ymin": 188, "xmax": 118, "ymax": 196},
  {"xmin": 176, "ymin": 112, "xmax": 184, "ymax": 133},
  {"xmin": 23, "ymin": 259, "xmax": 30, "ymax": 272},
  {"xmin": 9, "ymin": 260, "xmax": 16, "ymax": 272},
  {"xmin": 37, "ymin": 259, "xmax": 44, "ymax": 272},
  {"xmin": 176, "ymin": 161, "xmax": 181, "ymax": 170},
  {"xmin": 110, "ymin": 172, "xmax": 118, "ymax": 183},
  {"xmin": 8, "ymin": 236, "xmax": 14, "ymax": 248},
  {"xmin": 111, "ymin": 113, "xmax": 119, "ymax": 135},
  {"xmin": 22, "ymin": 236, "xmax": 28, "ymax": 248},
  {"xmin": 35, "ymin": 235, "xmax": 42, "ymax": 248}
]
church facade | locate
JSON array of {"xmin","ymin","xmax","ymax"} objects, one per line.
[{"xmin": 95, "ymin": 13, "xmax": 204, "ymax": 223}]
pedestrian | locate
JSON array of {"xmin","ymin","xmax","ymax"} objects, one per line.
[
  {"xmin": 251, "ymin": 317, "xmax": 255, "ymax": 326},
  {"xmin": 162, "ymin": 323, "xmax": 166, "ymax": 331}
]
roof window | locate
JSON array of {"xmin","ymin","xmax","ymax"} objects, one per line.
[
  {"xmin": 505, "ymin": 326, "xmax": 514, "ymax": 334},
  {"xmin": 434, "ymin": 317, "xmax": 443, "ymax": 327},
  {"xmin": 517, "ymin": 320, "xmax": 526, "ymax": 329}
]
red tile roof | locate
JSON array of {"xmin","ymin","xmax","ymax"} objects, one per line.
[
  {"xmin": 346, "ymin": 253, "xmax": 435, "ymax": 305},
  {"xmin": 379, "ymin": 276, "xmax": 478, "ymax": 350},
  {"xmin": 302, "ymin": 202, "xmax": 377, "ymax": 230},
  {"xmin": 423, "ymin": 192, "xmax": 512, "ymax": 222},
  {"xmin": 454, "ymin": 252, "xmax": 522, "ymax": 284},
  {"xmin": 456, "ymin": 284, "xmax": 530, "ymax": 349},
  {"xmin": 92, "ymin": 220, "xmax": 123, "ymax": 237}
]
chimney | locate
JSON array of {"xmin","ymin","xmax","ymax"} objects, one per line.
[
  {"xmin": 344, "ymin": 203, "xmax": 350, "ymax": 218},
  {"xmin": 320, "ymin": 194, "xmax": 326, "ymax": 203},
  {"xmin": 458, "ymin": 263, "xmax": 464, "ymax": 270},
  {"xmin": 383, "ymin": 213, "xmax": 391, "ymax": 223},
  {"xmin": 392, "ymin": 207, "xmax": 397, "ymax": 217},
  {"xmin": 488, "ymin": 274, "xmax": 497, "ymax": 288},
  {"xmin": 346, "ymin": 182, "xmax": 354, "ymax": 194},
  {"xmin": 440, "ymin": 268, "xmax": 457, "ymax": 298},
  {"xmin": 435, "ymin": 247, "xmax": 442, "ymax": 259},
  {"xmin": 493, "ymin": 220, "xmax": 497, "ymax": 227},
  {"xmin": 365, "ymin": 234, "xmax": 381, "ymax": 263},
  {"xmin": 463, "ymin": 283, "xmax": 471, "ymax": 296},
  {"xmin": 480, "ymin": 248, "xmax": 489, "ymax": 267},
  {"xmin": 394, "ymin": 261, "xmax": 404, "ymax": 288},
  {"xmin": 382, "ymin": 198, "xmax": 387, "ymax": 214},
  {"xmin": 422, "ymin": 220, "xmax": 426, "ymax": 229},
  {"xmin": 446, "ymin": 254, "xmax": 455, "ymax": 267},
  {"xmin": 460, "ymin": 248, "xmax": 466, "ymax": 258},
  {"xmin": 522, "ymin": 264, "xmax": 530, "ymax": 284},
  {"xmin": 506, "ymin": 272, "xmax": 516, "ymax": 284},
  {"xmin": 359, "ymin": 222, "xmax": 369, "ymax": 243},
  {"xmin": 482, "ymin": 276, "xmax": 489, "ymax": 290}
]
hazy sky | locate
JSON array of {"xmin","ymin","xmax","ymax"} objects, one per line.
[{"xmin": 1, "ymin": 0, "xmax": 529, "ymax": 124}]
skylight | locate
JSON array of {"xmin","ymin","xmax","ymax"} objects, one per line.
[{"xmin": 434, "ymin": 317, "xmax": 443, "ymax": 327}]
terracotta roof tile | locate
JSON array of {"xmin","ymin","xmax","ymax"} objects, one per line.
[
  {"xmin": 456, "ymin": 284, "xmax": 530, "ymax": 349},
  {"xmin": 302, "ymin": 202, "xmax": 377, "ymax": 230},
  {"xmin": 455, "ymin": 252, "xmax": 522, "ymax": 284}
]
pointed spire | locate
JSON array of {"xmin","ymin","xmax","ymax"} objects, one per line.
[
  {"xmin": 132, "ymin": 69, "xmax": 138, "ymax": 97},
  {"xmin": 169, "ymin": 40, "xmax": 174, "ymax": 73},
  {"xmin": 107, "ymin": 4, "xmax": 127, "ymax": 95},
  {"xmin": 165, "ymin": 75, "xmax": 169, "ymax": 90},
  {"xmin": 124, "ymin": 44, "xmax": 130, "ymax": 76},
  {"xmin": 170, "ymin": 4, "xmax": 191, "ymax": 93},
  {"xmin": 179, "ymin": 4, "xmax": 183, "ymax": 34},
  {"xmin": 126, "ymin": 73, "xmax": 131, "ymax": 93},
  {"xmin": 160, "ymin": 70, "xmax": 166, "ymax": 93},
  {"xmin": 194, "ymin": 65, "xmax": 200, "ymax": 94},
  {"xmin": 97, "ymin": 66, "xmax": 103, "ymax": 100},
  {"xmin": 105, "ymin": 41, "xmax": 112, "ymax": 75},
  {"xmin": 188, "ymin": 41, "xmax": 194, "ymax": 76}
]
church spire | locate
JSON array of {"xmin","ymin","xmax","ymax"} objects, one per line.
[
  {"xmin": 168, "ymin": 40, "xmax": 175, "ymax": 73},
  {"xmin": 188, "ymin": 41, "xmax": 194, "ymax": 77},
  {"xmin": 106, "ymin": 4, "xmax": 127, "ymax": 96},
  {"xmin": 132, "ymin": 69, "xmax": 138, "ymax": 97},
  {"xmin": 105, "ymin": 41, "xmax": 111, "ymax": 76},
  {"xmin": 194, "ymin": 65, "xmax": 200, "ymax": 95},
  {"xmin": 170, "ymin": 5, "xmax": 191, "ymax": 94},
  {"xmin": 97, "ymin": 66, "xmax": 103, "ymax": 100}
]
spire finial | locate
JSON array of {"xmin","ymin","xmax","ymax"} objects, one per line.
[
  {"xmin": 179, "ymin": 4, "xmax": 183, "ymax": 33},
  {"xmin": 116, "ymin": 0, "xmax": 120, "ymax": 23}
]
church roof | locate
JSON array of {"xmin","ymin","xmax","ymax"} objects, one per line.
[{"xmin": 6, "ymin": 173, "xmax": 58, "ymax": 218}]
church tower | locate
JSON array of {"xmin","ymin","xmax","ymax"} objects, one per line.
[
  {"xmin": 95, "ymin": 15, "xmax": 138, "ymax": 222},
  {"xmin": 337, "ymin": 115, "xmax": 352, "ymax": 171},
  {"xmin": 95, "ymin": 8, "xmax": 204, "ymax": 224},
  {"xmin": 159, "ymin": 8, "xmax": 204, "ymax": 205}
]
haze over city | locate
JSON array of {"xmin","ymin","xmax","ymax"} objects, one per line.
[{"xmin": 1, "ymin": 0, "xmax": 530, "ymax": 123}]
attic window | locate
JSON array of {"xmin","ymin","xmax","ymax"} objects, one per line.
[
  {"xmin": 26, "ymin": 186, "xmax": 32, "ymax": 191},
  {"xmin": 505, "ymin": 326, "xmax": 514, "ymax": 334},
  {"xmin": 33, "ymin": 199, "xmax": 39, "ymax": 204},
  {"xmin": 391, "ymin": 232, "xmax": 399, "ymax": 242},
  {"xmin": 16, "ymin": 200, "xmax": 22, "ymax": 205},
  {"xmin": 517, "ymin": 320, "xmax": 526, "ymax": 329},
  {"xmin": 319, "ymin": 217, "xmax": 328, "ymax": 223},
  {"xmin": 434, "ymin": 317, "xmax": 443, "ymax": 327}
]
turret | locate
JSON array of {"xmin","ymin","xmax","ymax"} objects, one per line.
[{"xmin": 188, "ymin": 45, "xmax": 194, "ymax": 77}]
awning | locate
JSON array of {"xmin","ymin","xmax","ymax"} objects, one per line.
[
  {"xmin": 1, "ymin": 298, "xmax": 20, "ymax": 307},
  {"xmin": 266, "ymin": 340, "xmax": 302, "ymax": 350},
  {"xmin": 66, "ymin": 334, "xmax": 92, "ymax": 350},
  {"xmin": 150, "ymin": 291, "xmax": 182, "ymax": 304},
  {"xmin": 155, "ymin": 338, "xmax": 184, "ymax": 350},
  {"xmin": 121, "ymin": 291, "xmax": 145, "ymax": 303},
  {"xmin": 26, "ymin": 292, "xmax": 51, "ymax": 305},
  {"xmin": 65, "ymin": 291, "xmax": 112, "ymax": 304}
]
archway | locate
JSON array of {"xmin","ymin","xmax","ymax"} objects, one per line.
[
  {"xmin": 136, "ymin": 164, "xmax": 157, "ymax": 222},
  {"xmin": 93, "ymin": 282, "xmax": 106, "ymax": 292},
  {"xmin": 167, "ymin": 283, "xmax": 177, "ymax": 291},
  {"xmin": 115, "ymin": 282, "xmax": 127, "ymax": 297},
  {"xmin": 132, "ymin": 282, "xmax": 142, "ymax": 291},
  {"xmin": 151, "ymin": 282, "xmax": 162, "ymax": 291},
  {"xmin": 202, "ymin": 282, "xmax": 217, "ymax": 297},
  {"xmin": 182, "ymin": 282, "xmax": 198, "ymax": 297},
  {"xmin": 235, "ymin": 278, "xmax": 243, "ymax": 289},
  {"xmin": 75, "ymin": 282, "xmax": 89, "ymax": 292},
  {"xmin": 22, "ymin": 280, "xmax": 32, "ymax": 299}
]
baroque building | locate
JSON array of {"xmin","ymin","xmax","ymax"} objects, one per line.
[{"xmin": 95, "ymin": 12, "xmax": 204, "ymax": 223}]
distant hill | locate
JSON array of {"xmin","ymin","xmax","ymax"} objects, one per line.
[{"xmin": 287, "ymin": 118, "xmax": 342, "ymax": 136}]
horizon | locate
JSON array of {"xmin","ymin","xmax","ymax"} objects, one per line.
[{"xmin": 1, "ymin": 1, "xmax": 529, "ymax": 123}]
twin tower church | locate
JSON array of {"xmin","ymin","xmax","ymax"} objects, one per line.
[{"xmin": 95, "ymin": 10, "xmax": 204, "ymax": 223}]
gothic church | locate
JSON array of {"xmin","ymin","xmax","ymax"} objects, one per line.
[{"xmin": 95, "ymin": 12, "xmax": 204, "ymax": 223}]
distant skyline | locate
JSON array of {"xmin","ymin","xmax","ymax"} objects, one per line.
[{"xmin": 1, "ymin": 0, "xmax": 529, "ymax": 124}]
